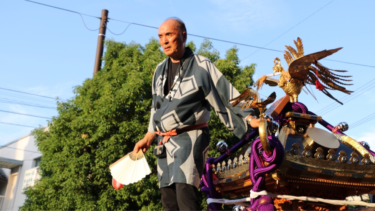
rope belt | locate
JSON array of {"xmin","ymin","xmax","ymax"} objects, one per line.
[{"xmin": 155, "ymin": 122, "xmax": 208, "ymax": 143}]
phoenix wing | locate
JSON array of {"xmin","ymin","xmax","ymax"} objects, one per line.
[{"xmin": 287, "ymin": 48, "xmax": 353, "ymax": 104}]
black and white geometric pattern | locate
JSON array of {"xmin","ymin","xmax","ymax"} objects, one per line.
[{"xmin": 149, "ymin": 48, "xmax": 252, "ymax": 188}]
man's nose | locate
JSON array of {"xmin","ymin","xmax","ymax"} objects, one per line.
[{"xmin": 161, "ymin": 36, "xmax": 168, "ymax": 44}]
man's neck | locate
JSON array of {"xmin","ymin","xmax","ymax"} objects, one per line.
[{"xmin": 170, "ymin": 48, "xmax": 186, "ymax": 63}]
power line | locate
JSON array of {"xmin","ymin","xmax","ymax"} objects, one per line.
[
  {"xmin": 317, "ymin": 79, "xmax": 375, "ymax": 115},
  {"xmin": 324, "ymin": 59, "xmax": 375, "ymax": 69},
  {"xmin": 351, "ymin": 115, "xmax": 375, "ymax": 129},
  {"xmin": 100, "ymin": 21, "xmax": 375, "ymax": 69},
  {"xmin": 0, "ymin": 121, "xmax": 37, "ymax": 128},
  {"xmin": 24, "ymin": 0, "xmax": 375, "ymax": 69},
  {"xmin": 0, "ymin": 109, "xmax": 51, "ymax": 119},
  {"xmin": 25, "ymin": 0, "xmax": 100, "ymax": 31},
  {"xmin": 316, "ymin": 77, "xmax": 375, "ymax": 113},
  {"xmin": 242, "ymin": 0, "xmax": 335, "ymax": 61},
  {"xmin": 109, "ymin": 18, "xmax": 283, "ymax": 52},
  {"xmin": 25, "ymin": 0, "xmax": 98, "ymax": 18},
  {"xmin": 0, "ymin": 87, "xmax": 57, "ymax": 100},
  {"xmin": 350, "ymin": 112, "xmax": 375, "ymax": 129},
  {"xmin": 0, "ymin": 98, "xmax": 56, "ymax": 109},
  {"xmin": 107, "ymin": 23, "xmax": 132, "ymax": 36},
  {"xmin": 321, "ymin": 85, "xmax": 375, "ymax": 115},
  {"xmin": 0, "ymin": 146, "xmax": 42, "ymax": 154}
]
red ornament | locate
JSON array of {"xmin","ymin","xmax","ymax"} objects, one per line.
[
  {"xmin": 112, "ymin": 177, "xmax": 124, "ymax": 190},
  {"xmin": 315, "ymin": 69, "xmax": 324, "ymax": 91}
]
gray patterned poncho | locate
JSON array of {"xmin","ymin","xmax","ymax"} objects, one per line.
[{"xmin": 148, "ymin": 47, "xmax": 251, "ymax": 188}]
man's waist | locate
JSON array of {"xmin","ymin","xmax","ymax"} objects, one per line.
[{"xmin": 155, "ymin": 123, "xmax": 208, "ymax": 142}]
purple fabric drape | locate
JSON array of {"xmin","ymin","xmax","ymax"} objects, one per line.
[
  {"xmin": 200, "ymin": 130, "xmax": 259, "ymax": 211},
  {"xmin": 247, "ymin": 136, "xmax": 284, "ymax": 211}
]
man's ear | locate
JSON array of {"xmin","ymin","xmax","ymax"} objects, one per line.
[{"xmin": 182, "ymin": 31, "xmax": 187, "ymax": 43}]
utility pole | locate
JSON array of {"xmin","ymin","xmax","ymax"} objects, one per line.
[{"xmin": 93, "ymin": 9, "xmax": 109, "ymax": 76}]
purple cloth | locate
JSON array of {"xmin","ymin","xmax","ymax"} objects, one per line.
[
  {"xmin": 200, "ymin": 130, "xmax": 259, "ymax": 211},
  {"xmin": 247, "ymin": 136, "xmax": 284, "ymax": 210}
]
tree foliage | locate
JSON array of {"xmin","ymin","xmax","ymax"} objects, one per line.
[{"xmin": 21, "ymin": 38, "xmax": 255, "ymax": 211}]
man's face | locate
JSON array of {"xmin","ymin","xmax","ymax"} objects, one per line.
[{"xmin": 158, "ymin": 19, "xmax": 186, "ymax": 58}]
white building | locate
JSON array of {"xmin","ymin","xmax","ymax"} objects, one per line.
[{"xmin": 0, "ymin": 132, "xmax": 42, "ymax": 211}]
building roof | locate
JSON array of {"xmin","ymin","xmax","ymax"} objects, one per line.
[{"xmin": 0, "ymin": 157, "xmax": 23, "ymax": 169}]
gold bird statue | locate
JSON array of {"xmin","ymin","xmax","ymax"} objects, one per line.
[{"xmin": 254, "ymin": 37, "xmax": 353, "ymax": 104}]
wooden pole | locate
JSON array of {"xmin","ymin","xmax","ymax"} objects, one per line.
[{"xmin": 93, "ymin": 9, "xmax": 108, "ymax": 76}]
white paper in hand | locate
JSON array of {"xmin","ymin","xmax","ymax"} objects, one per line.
[{"xmin": 109, "ymin": 150, "xmax": 151, "ymax": 185}]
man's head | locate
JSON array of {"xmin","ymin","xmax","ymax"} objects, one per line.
[{"xmin": 158, "ymin": 18, "xmax": 187, "ymax": 62}]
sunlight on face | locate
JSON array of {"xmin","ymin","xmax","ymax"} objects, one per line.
[{"xmin": 158, "ymin": 19, "xmax": 186, "ymax": 60}]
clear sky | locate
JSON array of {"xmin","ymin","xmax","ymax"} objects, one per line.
[{"xmin": 1, "ymin": 0, "xmax": 374, "ymax": 149}]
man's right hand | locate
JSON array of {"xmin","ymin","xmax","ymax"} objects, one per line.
[{"xmin": 133, "ymin": 132, "xmax": 156, "ymax": 154}]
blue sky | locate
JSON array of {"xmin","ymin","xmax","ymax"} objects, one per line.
[{"xmin": 1, "ymin": 0, "xmax": 375, "ymax": 149}]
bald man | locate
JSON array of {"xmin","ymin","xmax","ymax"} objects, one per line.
[{"xmin": 133, "ymin": 18, "xmax": 260, "ymax": 210}]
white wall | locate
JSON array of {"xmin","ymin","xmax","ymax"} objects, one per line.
[{"xmin": 0, "ymin": 133, "xmax": 43, "ymax": 211}]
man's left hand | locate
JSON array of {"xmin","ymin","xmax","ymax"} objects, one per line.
[
  {"xmin": 247, "ymin": 116, "xmax": 272, "ymax": 128},
  {"xmin": 249, "ymin": 118, "xmax": 261, "ymax": 128}
]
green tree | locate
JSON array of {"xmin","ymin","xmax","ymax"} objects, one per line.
[{"xmin": 21, "ymin": 39, "xmax": 255, "ymax": 211}]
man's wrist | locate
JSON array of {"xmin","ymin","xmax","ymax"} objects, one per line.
[{"xmin": 246, "ymin": 115, "xmax": 257, "ymax": 124}]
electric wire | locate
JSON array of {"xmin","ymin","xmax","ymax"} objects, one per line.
[
  {"xmin": 0, "ymin": 109, "xmax": 51, "ymax": 119},
  {"xmin": 106, "ymin": 19, "xmax": 375, "ymax": 68},
  {"xmin": 0, "ymin": 146, "xmax": 42, "ymax": 154},
  {"xmin": 25, "ymin": 0, "xmax": 100, "ymax": 31},
  {"xmin": 0, "ymin": 98, "xmax": 56, "ymax": 109},
  {"xmin": 241, "ymin": 0, "xmax": 335, "ymax": 61},
  {"xmin": 0, "ymin": 87, "xmax": 57, "ymax": 100},
  {"xmin": 319, "ymin": 86, "xmax": 375, "ymax": 116},
  {"xmin": 107, "ymin": 23, "xmax": 132, "ymax": 35},
  {"xmin": 24, "ymin": 0, "xmax": 375, "ymax": 69},
  {"xmin": 317, "ymin": 84, "xmax": 374, "ymax": 114},
  {"xmin": 316, "ymin": 80, "xmax": 375, "ymax": 115},
  {"xmin": 351, "ymin": 114, "xmax": 375, "ymax": 129},
  {"xmin": 25, "ymin": 0, "xmax": 98, "ymax": 18},
  {"xmin": 0, "ymin": 121, "xmax": 37, "ymax": 128},
  {"xmin": 316, "ymin": 77, "xmax": 375, "ymax": 113},
  {"xmin": 350, "ymin": 112, "xmax": 375, "ymax": 129},
  {"xmin": 110, "ymin": 18, "xmax": 283, "ymax": 52}
]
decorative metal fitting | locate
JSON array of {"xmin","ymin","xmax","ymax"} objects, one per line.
[
  {"xmin": 232, "ymin": 205, "xmax": 245, "ymax": 211},
  {"xmin": 216, "ymin": 140, "xmax": 228, "ymax": 153},
  {"xmin": 302, "ymin": 145, "xmax": 312, "ymax": 158},
  {"xmin": 227, "ymin": 159, "xmax": 232, "ymax": 170},
  {"xmin": 338, "ymin": 150, "xmax": 348, "ymax": 163},
  {"xmin": 362, "ymin": 154, "xmax": 372, "ymax": 165},
  {"xmin": 314, "ymin": 147, "xmax": 324, "ymax": 160},
  {"xmin": 297, "ymin": 126, "xmax": 305, "ymax": 134},
  {"xmin": 350, "ymin": 152, "xmax": 359, "ymax": 164},
  {"xmin": 222, "ymin": 161, "xmax": 226, "ymax": 172},
  {"xmin": 239, "ymin": 154, "xmax": 244, "ymax": 166},
  {"xmin": 289, "ymin": 143, "xmax": 301, "ymax": 155},
  {"xmin": 336, "ymin": 122, "xmax": 349, "ymax": 132},
  {"xmin": 244, "ymin": 153, "xmax": 250, "ymax": 164},
  {"xmin": 326, "ymin": 149, "xmax": 337, "ymax": 161},
  {"xmin": 359, "ymin": 141, "xmax": 370, "ymax": 150},
  {"xmin": 233, "ymin": 157, "xmax": 238, "ymax": 168},
  {"xmin": 216, "ymin": 163, "xmax": 221, "ymax": 173}
]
